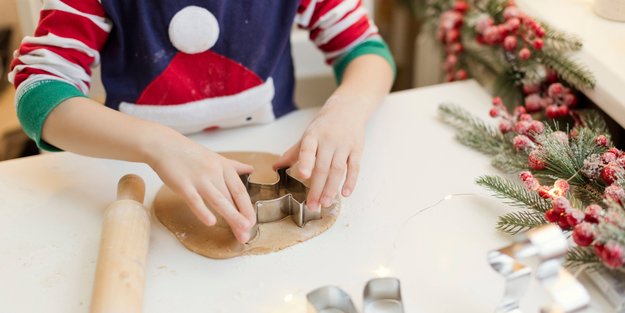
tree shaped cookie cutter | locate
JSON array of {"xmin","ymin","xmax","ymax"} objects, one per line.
[
  {"xmin": 240, "ymin": 167, "xmax": 321, "ymax": 228},
  {"xmin": 488, "ymin": 225, "xmax": 590, "ymax": 313}
]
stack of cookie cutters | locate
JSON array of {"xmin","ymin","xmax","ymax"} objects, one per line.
[
  {"xmin": 488, "ymin": 225, "xmax": 590, "ymax": 313},
  {"xmin": 307, "ymin": 277, "xmax": 405, "ymax": 313},
  {"xmin": 240, "ymin": 168, "xmax": 321, "ymax": 238}
]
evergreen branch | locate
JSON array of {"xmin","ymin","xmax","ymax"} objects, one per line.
[
  {"xmin": 566, "ymin": 247, "xmax": 603, "ymax": 270},
  {"xmin": 540, "ymin": 52, "xmax": 596, "ymax": 90},
  {"xmin": 544, "ymin": 28, "xmax": 583, "ymax": 52},
  {"xmin": 463, "ymin": 48, "xmax": 503, "ymax": 76},
  {"xmin": 439, "ymin": 104, "xmax": 507, "ymax": 155},
  {"xmin": 496, "ymin": 211, "xmax": 547, "ymax": 235},
  {"xmin": 577, "ymin": 109, "xmax": 609, "ymax": 133},
  {"xmin": 477, "ymin": 175, "xmax": 552, "ymax": 212},
  {"xmin": 574, "ymin": 183, "xmax": 606, "ymax": 206},
  {"xmin": 491, "ymin": 150, "xmax": 529, "ymax": 173}
]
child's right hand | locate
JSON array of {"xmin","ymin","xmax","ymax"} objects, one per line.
[{"xmin": 147, "ymin": 134, "xmax": 256, "ymax": 243}]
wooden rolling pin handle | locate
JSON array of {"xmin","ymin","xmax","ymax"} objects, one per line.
[
  {"xmin": 90, "ymin": 174, "xmax": 150, "ymax": 313},
  {"xmin": 116, "ymin": 174, "xmax": 145, "ymax": 203}
]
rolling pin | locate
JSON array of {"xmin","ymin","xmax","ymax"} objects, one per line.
[{"xmin": 90, "ymin": 174, "xmax": 150, "ymax": 313}]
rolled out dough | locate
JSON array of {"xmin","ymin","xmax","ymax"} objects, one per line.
[{"xmin": 153, "ymin": 152, "xmax": 340, "ymax": 259}]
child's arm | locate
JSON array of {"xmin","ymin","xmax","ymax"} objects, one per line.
[
  {"xmin": 10, "ymin": 0, "xmax": 255, "ymax": 243},
  {"xmin": 44, "ymin": 97, "xmax": 256, "ymax": 243},
  {"xmin": 275, "ymin": 0, "xmax": 395, "ymax": 209},
  {"xmin": 274, "ymin": 54, "xmax": 393, "ymax": 210}
]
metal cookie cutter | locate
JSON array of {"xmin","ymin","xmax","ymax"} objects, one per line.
[
  {"xmin": 240, "ymin": 168, "xmax": 321, "ymax": 228},
  {"xmin": 307, "ymin": 278, "xmax": 405, "ymax": 313},
  {"xmin": 488, "ymin": 225, "xmax": 590, "ymax": 313}
]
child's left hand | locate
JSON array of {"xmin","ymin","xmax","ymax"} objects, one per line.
[{"xmin": 273, "ymin": 94, "xmax": 368, "ymax": 210}]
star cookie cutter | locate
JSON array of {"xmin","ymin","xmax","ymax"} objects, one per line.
[
  {"xmin": 240, "ymin": 167, "xmax": 321, "ymax": 228},
  {"xmin": 307, "ymin": 277, "xmax": 405, "ymax": 313},
  {"xmin": 488, "ymin": 225, "xmax": 590, "ymax": 313}
]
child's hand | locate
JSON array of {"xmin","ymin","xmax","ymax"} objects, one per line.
[
  {"xmin": 148, "ymin": 135, "xmax": 256, "ymax": 243},
  {"xmin": 274, "ymin": 95, "xmax": 367, "ymax": 210}
]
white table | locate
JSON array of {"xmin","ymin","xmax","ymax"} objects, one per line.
[
  {"xmin": 519, "ymin": 0, "xmax": 625, "ymax": 128},
  {"xmin": 0, "ymin": 81, "xmax": 610, "ymax": 312}
]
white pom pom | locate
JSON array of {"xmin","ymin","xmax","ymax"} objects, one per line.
[{"xmin": 168, "ymin": 6, "xmax": 220, "ymax": 54}]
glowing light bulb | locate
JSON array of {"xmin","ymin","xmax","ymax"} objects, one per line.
[
  {"xmin": 372, "ymin": 265, "xmax": 391, "ymax": 277},
  {"xmin": 283, "ymin": 294, "xmax": 293, "ymax": 303}
]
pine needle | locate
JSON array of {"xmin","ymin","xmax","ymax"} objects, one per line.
[
  {"xmin": 544, "ymin": 28, "xmax": 583, "ymax": 52},
  {"xmin": 566, "ymin": 247, "xmax": 602, "ymax": 270},
  {"xmin": 477, "ymin": 175, "xmax": 552, "ymax": 212},
  {"xmin": 491, "ymin": 150, "xmax": 529, "ymax": 173},
  {"xmin": 439, "ymin": 104, "xmax": 507, "ymax": 156},
  {"xmin": 540, "ymin": 52, "xmax": 596, "ymax": 90},
  {"xmin": 496, "ymin": 211, "xmax": 547, "ymax": 234}
]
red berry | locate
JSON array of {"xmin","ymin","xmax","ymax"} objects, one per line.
[
  {"xmin": 451, "ymin": 42, "xmax": 464, "ymax": 53},
  {"xmin": 528, "ymin": 150, "xmax": 545, "ymax": 170},
  {"xmin": 538, "ymin": 186, "xmax": 552, "ymax": 199},
  {"xmin": 605, "ymin": 184, "xmax": 625, "ymax": 204},
  {"xmin": 552, "ymin": 197, "xmax": 571, "ymax": 215},
  {"xmin": 453, "ymin": 1, "xmax": 469, "ymax": 13},
  {"xmin": 552, "ymin": 131, "xmax": 569, "ymax": 145},
  {"xmin": 573, "ymin": 223, "xmax": 595, "ymax": 247},
  {"xmin": 533, "ymin": 38, "xmax": 544, "ymax": 50},
  {"xmin": 513, "ymin": 120, "xmax": 531, "ymax": 135},
  {"xmin": 545, "ymin": 105, "xmax": 559, "ymax": 118},
  {"xmin": 596, "ymin": 135, "xmax": 608, "ymax": 147},
  {"xmin": 492, "ymin": 97, "xmax": 503, "ymax": 106},
  {"xmin": 518, "ymin": 47, "xmax": 531, "ymax": 60},
  {"xmin": 602, "ymin": 151, "xmax": 617, "ymax": 164},
  {"xmin": 609, "ymin": 148, "xmax": 621, "ymax": 157},
  {"xmin": 489, "ymin": 107, "xmax": 499, "ymax": 117},
  {"xmin": 483, "ymin": 26, "xmax": 501, "ymax": 44},
  {"xmin": 563, "ymin": 94, "xmax": 577, "ymax": 107},
  {"xmin": 529, "ymin": 120, "xmax": 545, "ymax": 134},
  {"xmin": 524, "ymin": 94, "xmax": 542, "ymax": 112},
  {"xmin": 597, "ymin": 242, "xmax": 625, "ymax": 269},
  {"xmin": 535, "ymin": 26, "xmax": 546, "ymax": 37},
  {"xmin": 503, "ymin": 35, "xmax": 517, "ymax": 51},
  {"xmin": 519, "ymin": 113, "xmax": 532, "ymax": 121},
  {"xmin": 557, "ymin": 216, "xmax": 571, "ymax": 230},
  {"xmin": 519, "ymin": 171, "xmax": 533, "ymax": 181},
  {"xmin": 617, "ymin": 155, "xmax": 625, "ymax": 168},
  {"xmin": 499, "ymin": 120, "xmax": 513, "ymax": 133},
  {"xmin": 522, "ymin": 84, "xmax": 540, "ymax": 94},
  {"xmin": 513, "ymin": 135, "xmax": 534, "ymax": 151},
  {"xmin": 601, "ymin": 164, "xmax": 619, "ymax": 185},
  {"xmin": 446, "ymin": 29, "xmax": 460, "ymax": 43},
  {"xmin": 455, "ymin": 69, "xmax": 468, "ymax": 80},
  {"xmin": 584, "ymin": 204, "xmax": 603, "ymax": 224},
  {"xmin": 503, "ymin": 6, "xmax": 520, "ymax": 19},
  {"xmin": 513, "ymin": 106, "xmax": 527, "ymax": 115},
  {"xmin": 557, "ymin": 105, "xmax": 569, "ymax": 116},
  {"xmin": 554, "ymin": 179, "xmax": 570, "ymax": 195},
  {"xmin": 566, "ymin": 209, "xmax": 585, "ymax": 227},
  {"xmin": 548, "ymin": 83, "xmax": 564, "ymax": 97},
  {"xmin": 506, "ymin": 18, "xmax": 520, "ymax": 32},
  {"xmin": 546, "ymin": 69, "xmax": 558, "ymax": 82},
  {"xmin": 545, "ymin": 209, "xmax": 559, "ymax": 223}
]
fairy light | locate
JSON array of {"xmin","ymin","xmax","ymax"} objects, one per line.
[
  {"xmin": 372, "ymin": 265, "xmax": 392, "ymax": 277},
  {"xmin": 283, "ymin": 294, "xmax": 293, "ymax": 303}
]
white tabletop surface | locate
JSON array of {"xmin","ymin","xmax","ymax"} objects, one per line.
[
  {"xmin": 0, "ymin": 81, "xmax": 611, "ymax": 312},
  {"xmin": 519, "ymin": 0, "xmax": 625, "ymax": 128}
]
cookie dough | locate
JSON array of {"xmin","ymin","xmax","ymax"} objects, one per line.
[{"xmin": 153, "ymin": 152, "xmax": 340, "ymax": 259}]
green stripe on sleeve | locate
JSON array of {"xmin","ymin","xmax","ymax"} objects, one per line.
[
  {"xmin": 332, "ymin": 38, "xmax": 396, "ymax": 84},
  {"xmin": 16, "ymin": 80, "xmax": 86, "ymax": 151}
]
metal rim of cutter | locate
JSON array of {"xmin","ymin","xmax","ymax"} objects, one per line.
[
  {"xmin": 306, "ymin": 278, "xmax": 405, "ymax": 313},
  {"xmin": 240, "ymin": 168, "xmax": 321, "ymax": 228},
  {"xmin": 488, "ymin": 225, "xmax": 590, "ymax": 313}
]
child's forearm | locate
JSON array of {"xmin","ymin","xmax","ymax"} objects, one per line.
[
  {"xmin": 42, "ymin": 97, "xmax": 181, "ymax": 165},
  {"xmin": 326, "ymin": 54, "xmax": 394, "ymax": 122}
]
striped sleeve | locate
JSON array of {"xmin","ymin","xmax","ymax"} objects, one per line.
[
  {"xmin": 8, "ymin": 0, "xmax": 111, "ymax": 151},
  {"xmin": 296, "ymin": 0, "xmax": 395, "ymax": 83}
]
